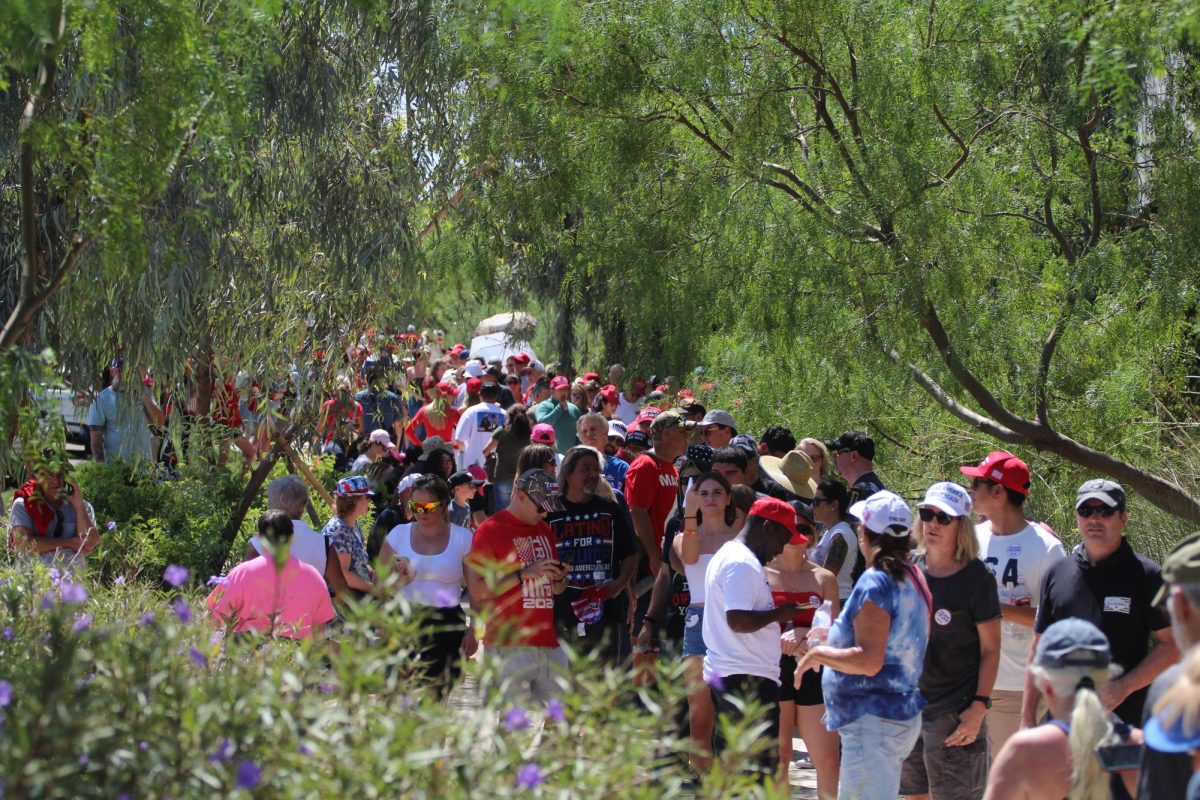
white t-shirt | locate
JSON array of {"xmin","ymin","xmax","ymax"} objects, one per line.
[
  {"xmin": 613, "ymin": 393, "xmax": 642, "ymax": 425},
  {"xmin": 250, "ymin": 517, "xmax": 327, "ymax": 575},
  {"xmin": 454, "ymin": 401, "xmax": 507, "ymax": 469},
  {"xmin": 350, "ymin": 454, "xmax": 373, "ymax": 474},
  {"xmin": 810, "ymin": 520, "xmax": 857, "ymax": 602},
  {"xmin": 975, "ymin": 520, "xmax": 1067, "ymax": 691},
  {"xmin": 385, "ymin": 522, "xmax": 473, "ymax": 607},
  {"xmin": 702, "ymin": 539, "xmax": 781, "ymax": 684}
]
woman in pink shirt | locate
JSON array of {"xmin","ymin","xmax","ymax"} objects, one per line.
[{"xmin": 208, "ymin": 510, "xmax": 335, "ymax": 639}]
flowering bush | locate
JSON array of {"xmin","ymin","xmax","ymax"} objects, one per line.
[{"xmin": 0, "ymin": 560, "xmax": 783, "ymax": 798}]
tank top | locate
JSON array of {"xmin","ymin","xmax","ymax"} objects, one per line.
[
  {"xmin": 772, "ymin": 590, "xmax": 824, "ymax": 628},
  {"xmin": 1042, "ymin": 719, "xmax": 1134, "ymax": 800},
  {"xmin": 384, "ymin": 523, "xmax": 473, "ymax": 607},
  {"xmin": 683, "ymin": 553, "xmax": 715, "ymax": 605}
]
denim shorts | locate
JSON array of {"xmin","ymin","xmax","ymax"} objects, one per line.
[{"xmin": 682, "ymin": 605, "xmax": 706, "ymax": 658}]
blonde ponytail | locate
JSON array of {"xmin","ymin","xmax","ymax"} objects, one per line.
[
  {"xmin": 1031, "ymin": 665, "xmax": 1114, "ymax": 800},
  {"xmin": 1067, "ymin": 678, "xmax": 1111, "ymax": 800}
]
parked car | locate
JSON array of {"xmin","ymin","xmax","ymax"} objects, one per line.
[{"xmin": 36, "ymin": 387, "xmax": 92, "ymax": 455}]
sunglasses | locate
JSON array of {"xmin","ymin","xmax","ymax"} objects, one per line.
[
  {"xmin": 1077, "ymin": 504, "xmax": 1120, "ymax": 519},
  {"xmin": 918, "ymin": 508, "xmax": 956, "ymax": 525},
  {"xmin": 408, "ymin": 501, "xmax": 442, "ymax": 515},
  {"xmin": 970, "ymin": 478, "xmax": 997, "ymax": 491}
]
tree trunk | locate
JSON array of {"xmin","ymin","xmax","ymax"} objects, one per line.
[{"xmin": 220, "ymin": 445, "xmax": 280, "ymax": 546}]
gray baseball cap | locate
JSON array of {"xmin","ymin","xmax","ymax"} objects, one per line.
[
  {"xmin": 1075, "ymin": 479, "xmax": 1126, "ymax": 510},
  {"xmin": 515, "ymin": 468, "xmax": 564, "ymax": 513},
  {"xmin": 1034, "ymin": 618, "xmax": 1111, "ymax": 669},
  {"xmin": 700, "ymin": 409, "xmax": 736, "ymax": 431}
]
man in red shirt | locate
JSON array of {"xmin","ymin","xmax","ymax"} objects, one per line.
[
  {"xmin": 625, "ymin": 411, "xmax": 688, "ymax": 575},
  {"xmin": 467, "ymin": 468, "xmax": 569, "ymax": 703}
]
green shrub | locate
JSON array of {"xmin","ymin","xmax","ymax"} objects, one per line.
[{"xmin": 0, "ymin": 563, "xmax": 782, "ymax": 798}]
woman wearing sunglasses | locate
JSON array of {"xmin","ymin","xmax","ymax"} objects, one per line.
[
  {"xmin": 769, "ymin": 502, "xmax": 841, "ymax": 797},
  {"xmin": 379, "ymin": 474, "xmax": 476, "ymax": 697},
  {"xmin": 901, "ymin": 482, "xmax": 1001, "ymax": 800}
]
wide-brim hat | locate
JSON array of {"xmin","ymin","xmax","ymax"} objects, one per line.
[{"xmin": 759, "ymin": 450, "xmax": 817, "ymax": 499}]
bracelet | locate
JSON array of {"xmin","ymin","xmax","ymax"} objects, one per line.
[
  {"xmin": 683, "ymin": 529, "xmax": 699, "ymax": 537},
  {"xmin": 683, "ymin": 516, "xmax": 698, "ymax": 521}
]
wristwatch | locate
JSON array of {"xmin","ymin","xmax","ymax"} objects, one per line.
[{"xmin": 972, "ymin": 695, "xmax": 992, "ymax": 709}]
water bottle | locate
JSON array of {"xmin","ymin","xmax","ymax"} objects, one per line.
[{"xmin": 807, "ymin": 599, "xmax": 833, "ymax": 647}]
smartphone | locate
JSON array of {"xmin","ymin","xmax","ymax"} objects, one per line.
[
  {"xmin": 63, "ymin": 483, "xmax": 74, "ymax": 497},
  {"xmin": 1095, "ymin": 742, "xmax": 1142, "ymax": 772}
]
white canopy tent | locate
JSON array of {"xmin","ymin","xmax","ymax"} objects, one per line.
[
  {"xmin": 474, "ymin": 311, "xmax": 538, "ymax": 337},
  {"xmin": 468, "ymin": 332, "xmax": 539, "ymax": 365}
]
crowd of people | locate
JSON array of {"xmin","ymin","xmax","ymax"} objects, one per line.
[{"xmin": 7, "ymin": 335, "xmax": 1200, "ymax": 799}]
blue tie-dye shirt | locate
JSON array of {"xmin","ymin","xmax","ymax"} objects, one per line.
[{"xmin": 822, "ymin": 566, "xmax": 930, "ymax": 730}]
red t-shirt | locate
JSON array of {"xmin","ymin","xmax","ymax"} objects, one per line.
[
  {"xmin": 624, "ymin": 453, "xmax": 679, "ymax": 569},
  {"xmin": 403, "ymin": 405, "xmax": 461, "ymax": 446},
  {"xmin": 468, "ymin": 509, "xmax": 559, "ymax": 648}
]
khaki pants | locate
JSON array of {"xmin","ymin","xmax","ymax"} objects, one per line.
[{"xmin": 987, "ymin": 690, "xmax": 1024, "ymax": 754}]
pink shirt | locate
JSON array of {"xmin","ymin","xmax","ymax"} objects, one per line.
[{"xmin": 207, "ymin": 555, "xmax": 334, "ymax": 639}]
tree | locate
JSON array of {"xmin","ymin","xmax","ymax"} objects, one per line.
[{"xmin": 433, "ymin": 0, "xmax": 1200, "ymax": 522}]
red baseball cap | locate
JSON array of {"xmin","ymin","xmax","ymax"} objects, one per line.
[
  {"xmin": 749, "ymin": 497, "xmax": 807, "ymax": 544},
  {"xmin": 583, "ymin": 371, "xmax": 600, "ymax": 383},
  {"xmin": 960, "ymin": 450, "xmax": 1031, "ymax": 496},
  {"xmin": 435, "ymin": 381, "xmax": 457, "ymax": 398},
  {"xmin": 511, "ymin": 352, "xmax": 531, "ymax": 365},
  {"xmin": 466, "ymin": 377, "xmax": 483, "ymax": 394},
  {"xmin": 635, "ymin": 406, "xmax": 662, "ymax": 426},
  {"xmin": 599, "ymin": 385, "xmax": 618, "ymax": 406},
  {"xmin": 550, "ymin": 376, "xmax": 570, "ymax": 390}
]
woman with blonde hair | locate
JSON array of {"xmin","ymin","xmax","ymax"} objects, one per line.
[
  {"xmin": 1144, "ymin": 645, "xmax": 1200, "ymax": 798},
  {"xmin": 798, "ymin": 437, "xmax": 833, "ymax": 480},
  {"xmin": 902, "ymin": 482, "xmax": 1001, "ymax": 800},
  {"xmin": 984, "ymin": 618, "xmax": 1127, "ymax": 800}
]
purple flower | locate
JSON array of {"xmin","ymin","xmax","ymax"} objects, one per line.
[
  {"xmin": 138, "ymin": 741, "xmax": 149, "ymax": 751},
  {"xmin": 503, "ymin": 707, "xmax": 531, "ymax": 732},
  {"xmin": 113, "ymin": 575, "xmax": 126, "ymax": 586},
  {"xmin": 48, "ymin": 567, "xmax": 62, "ymax": 586},
  {"xmin": 515, "ymin": 763, "xmax": 545, "ymax": 790},
  {"xmin": 60, "ymin": 582, "xmax": 88, "ymax": 604},
  {"xmin": 544, "ymin": 699, "xmax": 566, "ymax": 723},
  {"xmin": 2, "ymin": 628, "xmax": 12, "ymax": 641},
  {"xmin": 705, "ymin": 673, "xmax": 725, "ymax": 693},
  {"xmin": 39, "ymin": 591, "xmax": 56, "ymax": 610},
  {"xmin": 137, "ymin": 611, "xmax": 156, "ymax": 627},
  {"xmin": 318, "ymin": 682, "xmax": 335, "ymax": 695},
  {"xmin": 235, "ymin": 759, "xmax": 262, "ymax": 790},
  {"xmin": 74, "ymin": 672, "xmax": 96, "ymax": 691},
  {"xmin": 433, "ymin": 587, "xmax": 460, "ymax": 607},
  {"xmin": 78, "ymin": 754, "xmax": 89, "ymax": 766},
  {"xmin": 189, "ymin": 647, "xmax": 208, "ymax": 668},
  {"xmin": 296, "ymin": 742, "xmax": 314, "ymax": 756},
  {"xmin": 172, "ymin": 597, "xmax": 192, "ymax": 624},
  {"xmin": 207, "ymin": 575, "xmax": 227, "ymax": 587},
  {"xmin": 106, "ymin": 520, "xmax": 117, "ymax": 531},
  {"xmin": 72, "ymin": 613, "xmax": 93, "ymax": 633},
  {"xmin": 207, "ymin": 738, "xmax": 234, "ymax": 764},
  {"xmin": 163, "ymin": 565, "xmax": 189, "ymax": 588},
  {"xmin": 0, "ymin": 680, "xmax": 12, "ymax": 707}
]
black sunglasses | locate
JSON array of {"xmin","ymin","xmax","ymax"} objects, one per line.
[
  {"xmin": 970, "ymin": 478, "xmax": 997, "ymax": 491},
  {"xmin": 1077, "ymin": 505, "xmax": 1120, "ymax": 519},
  {"xmin": 918, "ymin": 508, "xmax": 955, "ymax": 525}
]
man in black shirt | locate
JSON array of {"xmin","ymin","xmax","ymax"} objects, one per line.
[
  {"xmin": 1137, "ymin": 533, "xmax": 1200, "ymax": 799},
  {"xmin": 827, "ymin": 430, "xmax": 885, "ymax": 505},
  {"xmin": 546, "ymin": 446, "xmax": 639, "ymax": 663},
  {"xmin": 1027, "ymin": 479, "xmax": 1178, "ymax": 726}
]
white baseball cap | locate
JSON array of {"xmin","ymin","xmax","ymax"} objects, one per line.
[
  {"xmin": 368, "ymin": 429, "xmax": 393, "ymax": 446},
  {"xmin": 848, "ymin": 490, "xmax": 913, "ymax": 536},
  {"xmin": 463, "ymin": 362, "xmax": 485, "ymax": 378},
  {"xmin": 607, "ymin": 420, "xmax": 628, "ymax": 441},
  {"xmin": 919, "ymin": 481, "xmax": 972, "ymax": 518}
]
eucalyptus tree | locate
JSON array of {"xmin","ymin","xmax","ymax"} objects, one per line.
[{"xmin": 439, "ymin": 0, "xmax": 1200, "ymax": 521}]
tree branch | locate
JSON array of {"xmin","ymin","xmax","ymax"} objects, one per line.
[{"xmin": 1078, "ymin": 93, "xmax": 1103, "ymax": 249}]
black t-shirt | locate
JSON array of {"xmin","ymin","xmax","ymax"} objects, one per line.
[
  {"xmin": 1035, "ymin": 538, "xmax": 1169, "ymax": 724},
  {"xmin": 547, "ymin": 495, "xmax": 638, "ymax": 640},
  {"xmin": 368, "ymin": 506, "xmax": 407, "ymax": 560},
  {"xmin": 849, "ymin": 472, "xmax": 886, "ymax": 505},
  {"xmin": 659, "ymin": 514, "xmax": 691, "ymax": 645},
  {"xmin": 916, "ymin": 557, "xmax": 1001, "ymax": 715},
  {"xmin": 1138, "ymin": 662, "xmax": 1191, "ymax": 800}
]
